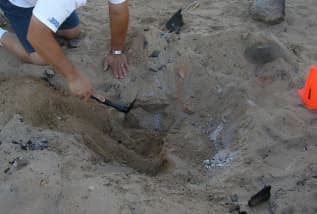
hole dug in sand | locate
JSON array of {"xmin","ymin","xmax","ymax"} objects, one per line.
[{"xmin": 0, "ymin": 76, "xmax": 166, "ymax": 175}]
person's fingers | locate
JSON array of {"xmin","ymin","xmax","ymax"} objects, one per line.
[
  {"xmin": 84, "ymin": 87, "xmax": 93, "ymax": 101},
  {"xmin": 121, "ymin": 56, "xmax": 128, "ymax": 76},
  {"xmin": 123, "ymin": 57, "xmax": 129, "ymax": 74},
  {"xmin": 115, "ymin": 60, "xmax": 122, "ymax": 79},
  {"xmin": 83, "ymin": 93, "xmax": 90, "ymax": 102},
  {"xmin": 119, "ymin": 63, "xmax": 126, "ymax": 77},
  {"xmin": 104, "ymin": 56, "xmax": 111, "ymax": 72},
  {"xmin": 121, "ymin": 62, "xmax": 126, "ymax": 78}
]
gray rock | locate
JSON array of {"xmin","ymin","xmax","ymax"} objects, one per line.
[
  {"xmin": 250, "ymin": 0, "xmax": 285, "ymax": 24},
  {"xmin": 243, "ymin": 32, "xmax": 295, "ymax": 66},
  {"xmin": 125, "ymin": 107, "xmax": 173, "ymax": 132}
]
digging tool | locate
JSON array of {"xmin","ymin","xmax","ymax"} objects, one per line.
[
  {"xmin": 90, "ymin": 95, "xmax": 134, "ymax": 113},
  {"xmin": 165, "ymin": 0, "xmax": 200, "ymax": 33}
]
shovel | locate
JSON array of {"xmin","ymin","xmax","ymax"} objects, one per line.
[
  {"xmin": 165, "ymin": 0, "xmax": 200, "ymax": 33},
  {"xmin": 90, "ymin": 95, "xmax": 134, "ymax": 113}
]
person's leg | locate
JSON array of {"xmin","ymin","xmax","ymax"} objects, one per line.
[
  {"xmin": 0, "ymin": 1, "xmax": 80, "ymax": 65},
  {"xmin": 57, "ymin": 25, "xmax": 80, "ymax": 39},
  {"xmin": 56, "ymin": 11, "xmax": 81, "ymax": 39},
  {"xmin": 0, "ymin": 31, "xmax": 45, "ymax": 64},
  {"xmin": 0, "ymin": 0, "xmax": 46, "ymax": 65}
]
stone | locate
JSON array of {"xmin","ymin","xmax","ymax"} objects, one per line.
[
  {"xmin": 250, "ymin": 0, "xmax": 285, "ymax": 25},
  {"xmin": 88, "ymin": 186, "xmax": 95, "ymax": 192},
  {"xmin": 13, "ymin": 157, "xmax": 29, "ymax": 170},
  {"xmin": 149, "ymin": 50, "xmax": 160, "ymax": 58},
  {"xmin": 243, "ymin": 32, "xmax": 295, "ymax": 66},
  {"xmin": 20, "ymin": 138, "xmax": 49, "ymax": 151},
  {"xmin": 125, "ymin": 107, "xmax": 173, "ymax": 132},
  {"xmin": 67, "ymin": 37, "xmax": 81, "ymax": 48}
]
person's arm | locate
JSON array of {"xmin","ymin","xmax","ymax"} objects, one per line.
[
  {"xmin": 104, "ymin": 1, "xmax": 129, "ymax": 79},
  {"xmin": 27, "ymin": 16, "xmax": 93, "ymax": 99}
]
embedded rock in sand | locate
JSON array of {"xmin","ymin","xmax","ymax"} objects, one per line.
[
  {"xmin": 125, "ymin": 107, "xmax": 174, "ymax": 132},
  {"xmin": 250, "ymin": 0, "xmax": 286, "ymax": 24},
  {"xmin": 243, "ymin": 32, "xmax": 295, "ymax": 66}
]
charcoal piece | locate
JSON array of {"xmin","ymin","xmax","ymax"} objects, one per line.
[
  {"xmin": 166, "ymin": 9, "xmax": 184, "ymax": 33},
  {"xmin": 11, "ymin": 140, "xmax": 20, "ymax": 145},
  {"xmin": 20, "ymin": 144, "xmax": 28, "ymax": 150},
  {"xmin": 4, "ymin": 168, "xmax": 10, "ymax": 174},
  {"xmin": 248, "ymin": 185, "xmax": 271, "ymax": 207},
  {"xmin": 26, "ymin": 140, "xmax": 48, "ymax": 151},
  {"xmin": 149, "ymin": 50, "xmax": 160, "ymax": 58}
]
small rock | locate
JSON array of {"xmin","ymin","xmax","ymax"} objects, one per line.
[
  {"xmin": 250, "ymin": 0, "xmax": 285, "ymax": 25},
  {"xmin": 149, "ymin": 50, "xmax": 160, "ymax": 58},
  {"xmin": 11, "ymin": 140, "xmax": 20, "ymax": 145},
  {"xmin": 230, "ymin": 194, "xmax": 239, "ymax": 203},
  {"xmin": 248, "ymin": 185, "xmax": 271, "ymax": 207},
  {"xmin": 22, "ymin": 139, "xmax": 49, "ymax": 151},
  {"xmin": 4, "ymin": 168, "xmax": 10, "ymax": 174},
  {"xmin": 41, "ymin": 69, "xmax": 56, "ymax": 82},
  {"xmin": 5, "ymin": 157, "xmax": 29, "ymax": 173},
  {"xmin": 88, "ymin": 186, "xmax": 95, "ymax": 192},
  {"xmin": 68, "ymin": 37, "xmax": 81, "ymax": 48},
  {"xmin": 243, "ymin": 32, "xmax": 295, "ymax": 67},
  {"xmin": 13, "ymin": 157, "xmax": 29, "ymax": 170},
  {"xmin": 149, "ymin": 65, "xmax": 160, "ymax": 72},
  {"xmin": 44, "ymin": 69, "xmax": 55, "ymax": 79},
  {"xmin": 182, "ymin": 105, "xmax": 195, "ymax": 115},
  {"xmin": 40, "ymin": 177, "xmax": 49, "ymax": 187}
]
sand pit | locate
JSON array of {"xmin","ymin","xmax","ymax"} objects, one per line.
[
  {"xmin": 0, "ymin": 76, "xmax": 166, "ymax": 175},
  {"xmin": 0, "ymin": 0, "xmax": 317, "ymax": 213}
]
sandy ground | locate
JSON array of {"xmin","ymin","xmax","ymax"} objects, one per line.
[{"xmin": 0, "ymin": 0, "xmax": 317, "ymax": 213}]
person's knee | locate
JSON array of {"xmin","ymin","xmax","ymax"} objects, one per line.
[
  {"xmin": 57, "ymin": 26, "xmax": 81, "ymax": 39},
  {"xmin": 28, "ymin": 52, "xmax": 47, "ymax": 65}
]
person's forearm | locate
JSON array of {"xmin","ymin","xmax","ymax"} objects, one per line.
[
  {"xmin": 109, "ymin": 1, "xmax": 129, "ymax": 51},
  {"xmin": 27, "ymin": 16, "xmax": 79, "ymax": 81}
]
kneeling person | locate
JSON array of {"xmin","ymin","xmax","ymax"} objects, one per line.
[{"xmin": 0, "ymin": 0, "xmax": 129, "ymax": 99}]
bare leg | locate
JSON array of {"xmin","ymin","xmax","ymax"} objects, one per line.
[
  {"xmin": 0, "ymin": 26, "xmax": 80, "ymax": 65},
  {"xmin": 57, "ymin": 25, "xmax": 80, "ymax": 39},
  {"xmin": 0, "ymin": 32, "xmax": 46, "ymax": 65}
]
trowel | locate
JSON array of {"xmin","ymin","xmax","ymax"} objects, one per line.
[
  {"xmin": 165, "ymin": 0, "xmax": 200, "ymax": 33},
  {"xmin": 90, "ymin": 95, "xmax": 135, "ymax": 113}
]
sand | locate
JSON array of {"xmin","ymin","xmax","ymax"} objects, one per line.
[{"xmin": 0, "ymin": 0, "xmax": 317, "ymax": 213}]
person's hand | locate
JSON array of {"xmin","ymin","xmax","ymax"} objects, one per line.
[
  {"xmin": 68, "ymin": 72, "xmax": 94, "ymax": 100},
  {"xmin": 104, "ymin": 53, "xmax": 129, "ymax": 79}
]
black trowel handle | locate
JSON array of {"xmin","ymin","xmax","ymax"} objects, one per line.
[{"xmin": 90, "ymin": 95, "xmax": 130, "ymax": 113}]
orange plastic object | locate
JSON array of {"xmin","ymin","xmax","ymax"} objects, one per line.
[{"xmin": 298, "ymin": 65, "xmax": 317, "ymax": 110}]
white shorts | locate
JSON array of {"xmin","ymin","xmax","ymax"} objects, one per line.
[{"xmin": 9, "ymin": 0, "xmax": 127, "ymax": 32}]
